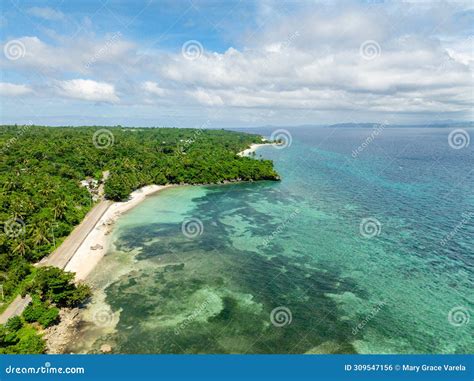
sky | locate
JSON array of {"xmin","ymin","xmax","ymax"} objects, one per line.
[{"xmin": 0, "ymin": 0, "xmax": 473, "ymax": 128}]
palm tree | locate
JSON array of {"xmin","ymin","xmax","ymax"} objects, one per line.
[
  {"xmin": 31, "ymin": 224, "xmax": 51, "ymax": 246},
  {"xmin": 53, "ymin": 199, "xmax": 68, "ymax": 220},
  {"xmin": 12, "ymin": 238, "xmax": 29, "ymax": 257}
]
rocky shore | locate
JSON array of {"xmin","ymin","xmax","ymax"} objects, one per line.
[{"xmin": 42, "ymin": 308, "xmax": 81, "ymax": 354}]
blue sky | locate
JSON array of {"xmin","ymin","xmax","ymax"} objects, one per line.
[{"xmin": 0, "ymin": 0, "xmax": 473, "ymax": 127}]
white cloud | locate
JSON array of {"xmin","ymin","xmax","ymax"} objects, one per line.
[
  {"xmin": 141, "ymin": 81, "xmax": 165, "ymax": 96},
  {"xmin": 1, "ymin": 2, "xmax": 472, "ymax": 125},
  {"xmin": 56, "ymin": 79, "xmax": 119, "ymax": 103},
  {"xmin": 187, "ymin": 89, "xmax": 224, "ymax": 106},
  {"xmin": 1, "ymin": 35, "xmax": 135, "ymax": 75},
  {"xmin": 154, "ymin": 8, "xmax": 473, "ymax": 117},
  {"xmin": 27, "ymin": 7, "xmax": 64, "ymax": 21},
  {"xmin": 0, "ymin": 82, "xmax": 33, "ymax": 96}
]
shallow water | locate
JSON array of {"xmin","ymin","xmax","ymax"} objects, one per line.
[{"xmin": 68, "ymin": 126, "xmax": 473, "ymax": 354}]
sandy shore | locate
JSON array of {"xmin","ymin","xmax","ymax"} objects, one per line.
[
  {"xmin": 47, "ymin": 145, "xmax": 271, "ymax": 353},
  {"xmin": 238, "ymin": 142, "xmax": 273, "ymax": 157},
  {"xmin": 65, "ymin": 143, "xmax": 271, "ymax": 280},
  {"xmin": 65, "ymin": 185, "xmax": 172, "ymax": 281}
]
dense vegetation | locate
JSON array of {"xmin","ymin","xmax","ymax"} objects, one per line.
[
  {"xmin": 0, "ymin": 266, "xmax": 91, "ymax": 353},
  {"xmin": 0, "ymin": 125, "xmax": 278, "ymax": 352}
]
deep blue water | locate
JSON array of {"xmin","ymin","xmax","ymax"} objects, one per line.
[{"xmin": 70, "ymin": 126, "xmax": 473, "ymax": 354}]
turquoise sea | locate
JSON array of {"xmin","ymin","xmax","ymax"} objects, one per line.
[{"xmin": 68, "ymin": 126, "xmax": 473, "ymax": 354}]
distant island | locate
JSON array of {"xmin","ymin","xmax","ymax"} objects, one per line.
[{"xmin": 0, "ymin": 125, "xmax": 279, "ymax": 354}]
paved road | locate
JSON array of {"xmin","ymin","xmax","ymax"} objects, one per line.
[
  {"xmin": 0, "ymin": 295, "xmax": 32, "ymax": 324},
  {"xmin": 40, "ymin": 200, "xmax": 111, "ymax": 269},
  {"xmin": 0, "ymin": 200, "xmax": 111, "ymax": 324}
]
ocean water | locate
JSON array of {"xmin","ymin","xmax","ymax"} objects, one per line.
[{"xmin": 68, "ymin": 126, "xmax": 473, "ymax": 354}]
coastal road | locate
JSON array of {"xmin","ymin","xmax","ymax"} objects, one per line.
[
  {"xmin": 0, "ymin": 295, "xmax": 32, "ymax": 324},
  {"xmin": 0, "ymin": 200, "xmax": 111, "ymax": 325},
  {"xmin": 40, "ymin": 200, "xmax": 112, "ymax": 269}
]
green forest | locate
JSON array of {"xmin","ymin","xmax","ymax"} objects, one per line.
[{"xmin": 0, "ymin": 125, "xmax": 279, "ymax": 353}]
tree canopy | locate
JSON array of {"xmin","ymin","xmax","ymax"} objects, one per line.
[{"xmin": 0, "ymin": 125, "xmax": 278, "ymax": 353}]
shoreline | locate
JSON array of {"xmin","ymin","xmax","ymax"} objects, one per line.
[
  {"xmin": 65, "ymin": 142, "xmax": 273, "ymax": 281},
  {"xmin": 47, "ymin": 143, "xmax": 271, "ymax": 353},
  {"xmin": 64, "ymin": 185, "xmax": 173, "ymax": 281},
  {"xmin": 237, "ymin": 142, "xmax": 273, "ymax": 157}
]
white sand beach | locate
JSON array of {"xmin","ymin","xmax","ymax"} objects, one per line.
[
  {"xmin": 238, "ymin": 142, "xmax": 273, "ymax": 157},
  {"xmin": 65, "ymin": 144, "xmax": 271, "ymax": 281},
  {"xmin": 65, "ymin": 185, "xmax": 172, "ymax": 280}
]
